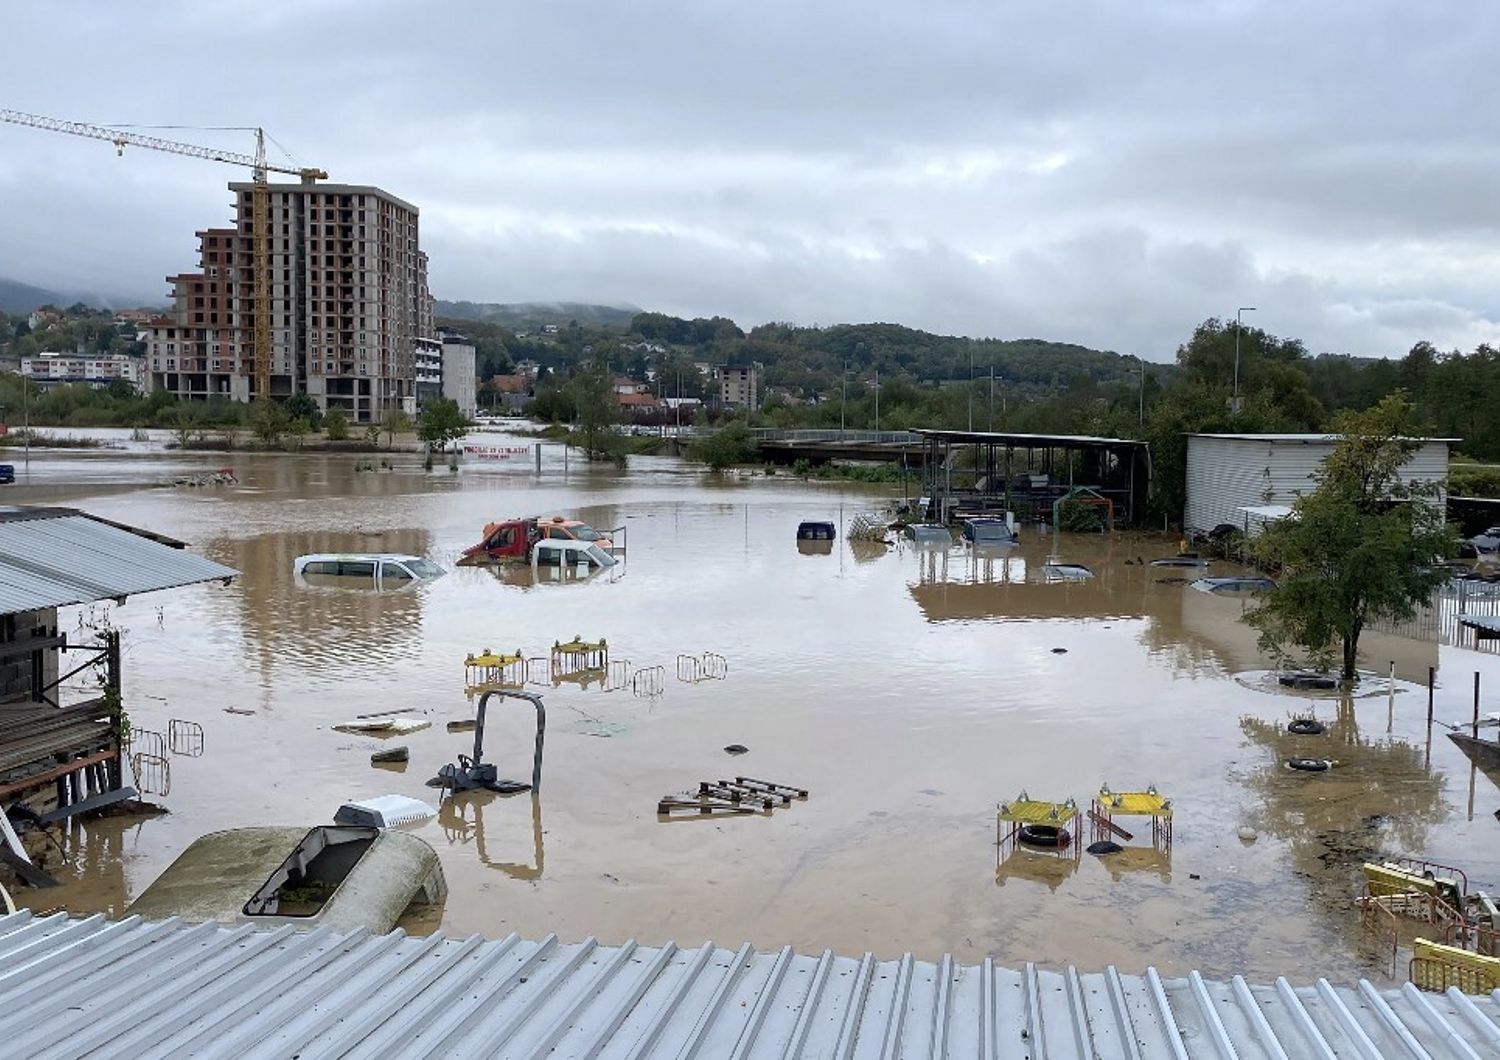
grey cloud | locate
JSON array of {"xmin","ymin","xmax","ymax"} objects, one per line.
[{"xmin": 2, "ymin": 1, "xmax": 1498, "ymax": 359}]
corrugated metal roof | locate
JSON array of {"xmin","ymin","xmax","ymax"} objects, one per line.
[
  {"xmin": 0, "ymin": 508, "xmax": 236, "ymax": 615},
  {"xmin": 912, "ymin": 429, "xmax": 1147, "ymax": 447},
  {"xmin": 1, "ymin": 911, "xmax": 1496, "ymax": 1059},
  {"xmin": 1188, "ymin": 433, "xmax": 1460, "ymax": 444}
]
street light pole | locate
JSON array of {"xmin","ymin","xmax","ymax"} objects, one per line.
[
  {"xmin": 874, "ymin": 367, "xmax": 879, "ymax": 433},
  {"xmin": 1233, "ymin": 306, "xmax": 1256, "ymax": 409},
  {"xmin": 967, "ymin": 350, "xmax": 973, "ymax": 432},
  {"xmin": 1137, "ymin": 356, "xmax": 1146, "ymax": 426},
  {"xmin": 840, "ymin": 358, "xmax": 847, "ymax": 436}
]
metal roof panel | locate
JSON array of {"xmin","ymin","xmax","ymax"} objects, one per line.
[
  {"xmin": 2, "ymin": 912, "xmax": 1498, "ymax": 1058},
  {"xmin": 0, "ymin": 510, "xmax": 235, "ymax": 614}
]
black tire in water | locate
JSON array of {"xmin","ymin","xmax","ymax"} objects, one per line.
[
  {"xmin": 1287, "ymin": 719, "xmax": 1326, "ymax": 735},
  {"xmin": 1018, "ymin": 824, "xmax": 1069, "ymax": 848},
  {"xmin": 1287, "ymin": 757, "xmax": 1331, "ymax": 772}
]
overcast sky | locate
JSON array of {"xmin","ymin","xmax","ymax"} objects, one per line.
[{"xmin": 2, "ymin": 1, "xmax": 1497, "ymax": 360}]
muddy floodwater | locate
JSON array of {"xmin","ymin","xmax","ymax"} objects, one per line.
[{"xmin": 13, "ymin": 430, "xmax": 1500, "ymax": 982}]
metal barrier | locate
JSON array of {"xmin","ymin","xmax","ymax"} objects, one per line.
[
  {"xmin": 124, "ymin": 727, "xmax": 164, "ymax": 761},
  {"xmin": 604, "ymin": 660, "xmax": 632, "ymax": 692},
  {"xmin": 130, "ymin": 753, "xmax": 171, "ymax": 796},
  {"xmin": 676, "ymin": 652, "xmax": 729, "ymax": 684},
  {"xmin": 632, "ymin": 665, "xmax": 665, "ymax": 697},
  {"xmin": 167, "ymin": 719, "xmax": 204, "ymax": 757}
]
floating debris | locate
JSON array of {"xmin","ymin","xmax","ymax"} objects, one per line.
[
  {"xmin": 657, "ymin": 776, "xmax": 808, "ymax": 817},
  {"xmin": 333, "ymin": 717, "xmax": 430, "ymax": 736},
  {"xmin": 723, "ymin": 744, "xmax": 749, "ymax": 755},
  {"xmin": 371, "ymin": 746, "xmax": 409, "ymax": 764},
  {"xmin": 159, "ymin": 468, "xmax": 237, "ymax": 488},
  {"xmin": 1087, "ymin": 840, "xmax": 1124, "ymax": 856}
]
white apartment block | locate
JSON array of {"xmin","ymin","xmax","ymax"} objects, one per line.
[{"xmin": 22, "ymin": 353, "xmax": 144, "ymax": 390}]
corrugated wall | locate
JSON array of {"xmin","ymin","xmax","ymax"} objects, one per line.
[
  {"xmin": 1184, "ymin": 436, "xmax": 1277, "ymax": 534},
  {"xmin": 1185, "ymin": 438, "xmax": 1450, "ymax": 537}
]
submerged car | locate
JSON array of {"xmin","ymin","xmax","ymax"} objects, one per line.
[
  {"xmin": 962, "ymin": 513, "xmax": 1018, "ymax": 545},
  {"xmin": 1470, "ymin": 526, "xmax": 1500, "ymax": 553},
  {"xmin": 532, "ymin": 538, "xmax": 617, "ymax": 571},
  {"xmin": 293, "ymin": 553, "xmax": 445, "ymax": 586},
  {"xmin": 1190, "ymin": 575, "xmax": 1276, "ymax": 594}
]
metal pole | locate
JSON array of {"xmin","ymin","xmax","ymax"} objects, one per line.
[
  {"xmin": 1233, "ymin": 306, "xmax": 1256, "ymax": 408},
  {"xmin": 967, "ymin": 350, "xmax": 973, "ymax": 432},
  {"xmin": 1138, "ymin": 357, "xmax": 1145, "ymax": 425},
  {"xmin": 21, "ymin": 373, "xmax": 29, "ymax": 465},
  {"xmin": 1427, "ymin": 666, "xmax": 1434, "ymax": 727},
  {"xmin": 874, "ymin": 367, "xmax": 879, "ymax": 432},
  {"xmin": 1474, "ymin": 671, "xmax": 1481, "ymax": 738},
  {"xmin": 989, "ymin": 366, "xmax": 995, "ymax": 430},
  {"xmin": 840, "ymin": 359, "xmax": 846, "ymax": 437}
]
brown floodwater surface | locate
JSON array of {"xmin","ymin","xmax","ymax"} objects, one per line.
[{"xmin": 14, "ymin": 430, "xmax": 1500, "ymax": 982}]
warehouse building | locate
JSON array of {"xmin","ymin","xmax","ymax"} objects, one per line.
[{"xmin": 1183, "ymin": 432, "xmax": 1453, "ymax": 537}]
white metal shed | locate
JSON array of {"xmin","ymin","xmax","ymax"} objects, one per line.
[{"xmin": 1184, "ymin": 433, "xmax": 1453, "ymax": 536}]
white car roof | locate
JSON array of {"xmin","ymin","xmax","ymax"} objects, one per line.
[{"xmin": 296, "ymin": 553, "xmax": 427, "ymax": 563}]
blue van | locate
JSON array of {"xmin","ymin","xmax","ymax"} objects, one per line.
[{"xmin": 0, "ymin": 464, "xmax": 14, "ymax": 485}]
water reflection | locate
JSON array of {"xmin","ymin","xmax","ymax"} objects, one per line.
[
  {"xmin": 438, "ymin": 793, "xmax": 544, "ymax": 881},
  {"xmin": 205, "ymin": 527, "xmax": 433, "ymax": 681},
  {"xmin": 1098, "ymin": 845, "xmax": 1173, "ymax": 882},
  {"xmin": 995, "ymin": 846, "xmax": 1081, "ymax": 891},
  {"xmin": 1238, "ymin": 700, "xmax": 1447, "ymax": 911}
]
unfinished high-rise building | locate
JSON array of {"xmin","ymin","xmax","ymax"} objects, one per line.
[{"xmin": 146, "ymin": 183, "xmax": 434, "ymax": 423}]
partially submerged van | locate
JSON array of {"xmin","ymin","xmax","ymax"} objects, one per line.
[{"xmin": 293, "ymin": 553, "xmax": 445, "ymax": 587}]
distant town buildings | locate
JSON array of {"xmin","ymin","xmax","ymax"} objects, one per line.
[
  {"xmin": 21, "ymin": 352, "xmax": 143, "ymax": 391},
  {"xmin": 145, "ymin": 181, "xmax": 435, "ymax": 423},
  {"xmin": 719, "ymin": 362, "xmax": 761, "ymax": 409}
]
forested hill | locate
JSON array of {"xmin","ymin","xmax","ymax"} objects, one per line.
[
  {"xmin": 434, "ymin": 300, "xmax": 639, "ymax": 329},
  {"xmin": 436, "ymin": 309, "xmax": 1139, "ymax": 399}
]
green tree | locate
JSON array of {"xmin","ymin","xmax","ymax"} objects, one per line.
[
  {"xmin": 169, "ymin": 403, "xmax": 203, "ymax": 449},
  {"xmin": 692, "ymin": 421, "xmax": 756, "ymax": 470},
  {"xmin": 381, "ymin": 408, "xmax": 409, "ymax": 449},
  {"xmin": 1245, "ymin": 394, "xmax": 1456, "ymax": 682},
  {"xmin": 417, "ymin": 398, "xmax": 470, "ymax": 452},
  {"xmin": 284, "ymin": 392, "xmax": 323, "ymax": 431},
  {"xmin": 566, "ymin": 360, "xmax": 621, "ymax": 461},
  {"xmin": 250, "ymin": 400, "xmax": 290, "ymax": 446},
  {"xmin": 323, "ymin": 405, "xmax": 350, "ymax": 441}
]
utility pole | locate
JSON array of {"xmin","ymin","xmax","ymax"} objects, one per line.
[
  {"xmin": 989, "ymin": 366, "xmax": 995, "ymax": 431},
  {"xmin": 840, "ymin": 358, "xmax": 847, "ymax": 436},
  {"xmin": 1233, "ymin": 306, "xmax": 1257, "ymax": 409},
  {"xmin": 967, "ymin": 350, "xmax": 973, "ymax": 432},
  {"xmin": 1137, "ymin": 356, "xmax": 1146, "ymax": 425},
  {"xmin": 874, "ymin": 367, "xmax": 880, "ymax": 432}
]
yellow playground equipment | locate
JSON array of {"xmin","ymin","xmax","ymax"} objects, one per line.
[
  {"xmin": 464, "ymin": 650, "xmax": 526, "ymax": 695},
  {"xmin": 1356, "ymin": 855, "xmax": 1500, "ymax": 988},
  {"xmin": 551, "ymin": 637, "xmax": 608, "ymax": 684},
  {"xmin": 996, "ymin": 793, "xmax": 1080, "ymax": 858},
  {"xmin": 1091, "ymin": 783, "xmax": 1173, "ymax": 846}
]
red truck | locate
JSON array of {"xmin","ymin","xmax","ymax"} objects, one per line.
[{"xmin": 459, "ymin": 516, "xmax": 616, "ymax": 565}]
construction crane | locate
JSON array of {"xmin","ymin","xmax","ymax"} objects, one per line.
[{"xmin": 0, "ymin": 108, "xmax": 328, "ymax": 402}]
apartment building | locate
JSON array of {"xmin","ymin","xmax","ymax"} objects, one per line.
[
  {"xmin": 146, "ymin": 182, "xmax": 434, "ymax": 423},
  {"xmin": 21, "ymin": 352, "xmax": 144, "ymax": 390},
  {"xmin": 719, "ymin": 362, "xmax": 761, "ymax": 409}
]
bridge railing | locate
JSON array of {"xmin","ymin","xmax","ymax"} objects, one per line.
[{"xmin": 750, "ymin": 429, "xmax": 923, "ymax": 445}]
